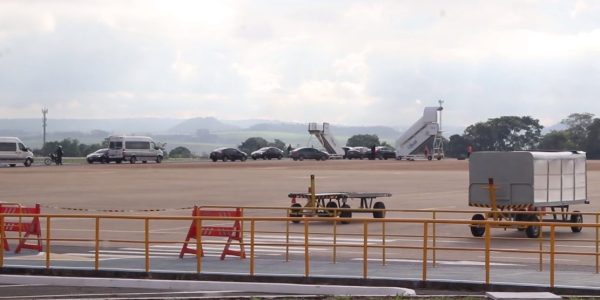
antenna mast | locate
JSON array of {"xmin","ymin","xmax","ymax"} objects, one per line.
[{"xmin": 42, "ymin": 107, "xmax": 48, "ymax": 148}]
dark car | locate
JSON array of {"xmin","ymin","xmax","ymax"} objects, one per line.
[
  {"xmin": 290, "ymin": 147, "xmax": 329, "ymax": 161},
  {"xmin": 376, "ymin": 146, "xmax": 396, "ymax": 160},
  {"xmin": 251, "ymin": 147, "xmax": 284, "ymax": 160},
  {"xmin": 209, "ymin": 147, "xmax": 247, "ymax": 162},
  {"xmin": 86, "ymin": 148, "xmax": 109, "ymax": 164},
  {"xmin": 345, "ymin": 146, "xmax": 370, "ymax": 160}
]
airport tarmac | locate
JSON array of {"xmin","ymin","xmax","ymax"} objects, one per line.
[{"xmin": 2, "ymin": 159, "xmax": 600, "ymax": 296}]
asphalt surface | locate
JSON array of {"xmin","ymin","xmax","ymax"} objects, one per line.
[{"xmin": 2, "ymin": 159, "xmax": 600, "ymax": 298}]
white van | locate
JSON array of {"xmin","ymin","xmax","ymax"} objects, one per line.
[
  {"xmin": 107, "ymin": 136, "xmax": 164, "ymax": 164},
  {"xmin": 0, "ymin": 137, "xmax": 34, "ymax": 167}
]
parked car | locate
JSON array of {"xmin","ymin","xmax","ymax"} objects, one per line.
[
  {"xmin": 86, "ymin": 148, "xmax": 109, "ymax": 164},
  {"xmin": 210, "ymin": 147, "xmax": 247, "ymax": 162},
  {"xmin": 251, "ymin": 147, "xmax": 284, "ymax": 160},
  {"xmin": 345, "ymin": 147, "xmax": 370, "ymax": 160},
  {"xmin": 290, "ymin": 147, "xmax": 329, "ymax": 161},
  {"xmin": 376, "ymin": 146, "xmax": 396, "ymax": 160}
]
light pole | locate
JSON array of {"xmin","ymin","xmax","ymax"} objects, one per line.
[{"xmin": 42, "ymin": 108, "xmax": 48, "ymax": 148}]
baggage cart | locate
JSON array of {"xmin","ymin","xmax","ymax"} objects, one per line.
[{"xmin": 468, "ymin": 151, "xmax": 588, "ymax": 238}]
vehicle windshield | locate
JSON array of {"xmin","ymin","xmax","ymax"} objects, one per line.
[{"xmin": 94, "ymin": 149, "xmax": 108, "ymax": 154}]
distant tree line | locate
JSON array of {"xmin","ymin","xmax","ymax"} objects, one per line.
[
  {"xmin": 446, "ymin": 113, "xmax": 600, "ymax": 158},
  {"xmin": 36, "ymin": 112, "xmax": 600, "ymax": 159},
  {"xmin": 35, "ymin": 138, "xmax": 107, "ymax": 157}
]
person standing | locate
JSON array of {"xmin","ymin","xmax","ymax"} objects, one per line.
[
  {"xmin": 55, "ymin": 145, "xmax": 63, "ymax": 165},
  {"xmin": 370, "ymin": 145, "xmax": 376, "ymax": 160},
  {"xmin": 424, "ymin": 145, "xmax": 430, "ymax": 160},
  {"xmin": 467, "ymin": 145, "xmax": 473, "ymax": 158}
]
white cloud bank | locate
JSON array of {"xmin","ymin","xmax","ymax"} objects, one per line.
[{"xmin": 0, "ymin": 0, "xmax": 599, "ymax": 129}]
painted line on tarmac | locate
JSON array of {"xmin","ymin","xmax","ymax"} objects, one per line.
[
  {"xmin": 478, "ymin": 255, "xmax": 579, "ymax": 262},
  {"xmin": 353, "ymin": 258, "xmax": 525, "ymax": 267}
]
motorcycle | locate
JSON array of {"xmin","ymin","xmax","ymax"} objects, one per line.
[{"xmin": 44, "ymin": 153, "xmax": 61, "ymax": 166}]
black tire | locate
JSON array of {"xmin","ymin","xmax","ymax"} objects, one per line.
[
  {"xmin": 373, "ymin": 201, "xmax": 386, "ymax": 218},
  {"xmin": 470, "ymin": 214, "xmax": 486, "ymax": 237},
  {"xmin": 222, "ymin": 156, "xmax": 227, "ymax": 162},
  {"xmin": 252, "ymin": 157, "xmax": 257, "ymax": 160},
  {"xmin": 212, "ymin": 158, "xmax": 218, "ymax": 162},
  {"xmin": 156, "ymin": 156, "xmax": 163, "ymax": 163},
  {"xmin": 87, "ymin": 159, "xmax": 93, "ymax": 164},
  {"xmin": 340, "ymin": 204, "xmax": 352, "ymax": 224},
  {"xmin": 428, "ymin": 156, "xmax": 433, "ymax": 161},
  {"xmin": 293, "ymin": 157, "xmax": 298, "ymax": 161},
  {"xmin": 103, "ymin": 156, "xmax": 110, "ymax": 164},
  {"xmin": 116, "ymin": 159, "xmax": 122, "ymax": 164},
  {"xmin": 321, "ymin": 156, "xmax": 327, "ymax": 161},
  {"xmin": 290, "ymin": 203, "xmax": 302, "ymax": 224},
  {"xmin": 526, "ymin": 215, "xmax": 541, "ymax": 238},
  {"xmin": 324, "ymin": 201, "xmax": 338, "ymax": 217},
  {"xmin": 24, "ymin": 158, "xmax": 32, "ymax": 167},
  {"xmin": 299, "ymin": 155, "xmax": 304, "ymax": 161},
  {"xmin": 571, "ymin": 212, "xmax": 583, "ymax": 233},
  {"xmin": 241, "ymin": 156, "xmax": 247, "ymax": 161},
  {"xmin": 142, "ymin": 161, "xmax": 147, "ymax": 164},
  {"xmin": 278, "ymin": 155, "xmax": 282, "ymax": 160},
  {"xmin": 9, "ymin": 164, "xmax": 16, "ymax": 167},
  {"xmin": 129, "ymin": 156, "xmax": 136, "ymax": 164},
  {"xmin": 44, "ymin": 158, "xmax": 52, "ymax": 166}
]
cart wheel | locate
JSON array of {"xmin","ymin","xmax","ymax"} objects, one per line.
[
  {"xmin": 526, "ymin": 215, "xmax": 541, "ymax": 238},
  {"xmin": 289, "ymin": 203, "xmax": 302, "ymax": 224},
  {"xmin": 570, "ymin": 211, "xmax": 583, "ymax": 233},
  {"xmin": 324, "ymin": 201, "xmax": 338, "ymax": 217},
  {"xmin": 373, "ymin": 201, "xmax": 386, "ymax": 218},
  {"xmin": 340, "ymin": 204, "xmax": 352, "ymax": 224},
  {"xmin": 470, "ymin": 214, "xmax": 486, "ymax": 237}
]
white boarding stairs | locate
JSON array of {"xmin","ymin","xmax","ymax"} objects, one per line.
[
  {"xmin": 395, "ymin": 106, "xmax": 443, "ymax": 160},
  {"xmin": 308, "ymin": 122, "xmax": 345, "ymax": 158}
]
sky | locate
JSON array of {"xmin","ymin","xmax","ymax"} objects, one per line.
[{"xmin": 0, "ymin": 0, "xmax": 599, "ymax": 129}]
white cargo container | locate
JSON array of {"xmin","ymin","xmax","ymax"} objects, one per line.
[{"xmin": 468, "ymin": 151, "xmax": 587, "ymax": 238}]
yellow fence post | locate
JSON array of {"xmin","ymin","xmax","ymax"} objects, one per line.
[
  {"xmin": 596, "ymin": 213, "xmax": 600, "ymax": 274},
  {"xmin": 485, "ymin": 222, "xmax": 491, "ymax": 285},
  {"xmin": 382, "ymin": 220, "xmax": 386, "ymax": 266},
  {"xmin": 144, "ymin": 218, "xmax": 150, "ymax": 272},
  {"xmin": 550, "ymin": 225, "xmax": 555, "ymax": 288},
  {"xmin": 0, "ymin": 215, "xmax": 4, "ymax": 268},
  {"xmin": 304, "ymin": 218, "xmax": 309, "ymax": 277},
  {"xmin": 422, "ymin": 221, "xmax": 428, "ymax": 281},
  {"xmin": 285, "ymin": 213, "xmax": 290, "ymax": 262},
  {"xmin": 250, "ymin": 220, "xmax": 255, "ymax": 276},
  {"xmin": 45, "ymin": 217, "xmax": 51, "ymax": 269},
  {"xmin": 363, "ymin": 220, "xmax": 368, "ymax": 279},
  {"xmin": 538, "ymin": 213, "xmax": 544, "ymax": 272},
  {"xmin": 432, "ymin": 211, "xmax": 436, "ymax": 267},
  {"xmin": 333, "ymin": 217, "xmax": 337, "ymax": 264},
  {"xmin": 95, "ymin": 217, "xmax": 100, "ymax": 271},
  {"xmin": 196, "ymin": 217, "xmax": 202, "ymax": 273}
]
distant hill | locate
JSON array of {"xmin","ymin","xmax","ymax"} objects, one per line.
[
  {"xmin": 167, "ymin": 117, "xmax": 239, "ymax": 134},
  {"xmin": 0, "ymin": 118, "xmax": 181, "ymax": 134}
]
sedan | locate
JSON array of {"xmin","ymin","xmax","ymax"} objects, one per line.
[
  {"xmin": 345, "ymin": 147, "xmax": 370, "ymax": 160},
  {"xmin": 209, "ymin": 147, "xmax": 248, "ymax": 162},
  {"xmin": 290, "ymin": 147, "xmax": 329, "ymax": 161},
  {"xmin": 86, "ymin": 148, "xmax": 109, "ymax": 164},
  {"xmin": 376, "ymin": 146, "xmax": 396, "ymax": 160},
  {"xmin": 251, "ymin": 147, "xmax": 284, "ymax": 160}
]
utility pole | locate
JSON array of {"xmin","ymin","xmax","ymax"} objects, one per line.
[{"xmin": 42, "ymin": 108, "xmax": 48, "ymax": 149}]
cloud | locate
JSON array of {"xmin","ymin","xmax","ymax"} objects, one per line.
[{"xmin": 0, "ymin": 0, "xmax": 599, "ymax": 129}]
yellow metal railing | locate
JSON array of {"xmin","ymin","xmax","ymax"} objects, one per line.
[{"xmin": 1, "ymin": 208, "xmax": 599, "ymax": 288}]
